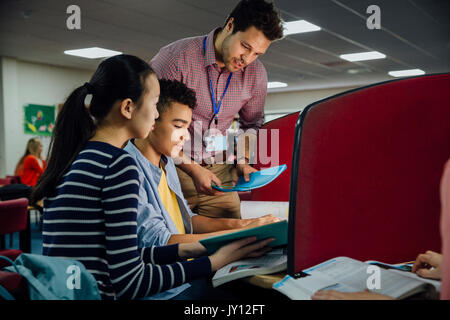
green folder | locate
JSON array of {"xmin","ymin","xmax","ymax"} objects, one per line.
[{"xmin": 199, "ymin": 220, "xmax": 288, "ymax": 254}]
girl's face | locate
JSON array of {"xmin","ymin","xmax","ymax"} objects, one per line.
[{"xmin": 133, "ymin": 73, "xmax": 160, "ymax": 139}]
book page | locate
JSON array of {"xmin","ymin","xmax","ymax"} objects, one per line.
[
  {"xmin": 307, "ymin": 257, "xmax": 426, "ymax": 298},
  {"xmin": 214, "ymin": 249, "xmax": 287, "ymax": 279},
  {"xmin": 273, "ymin": 275, "xmax": 337, "ymax": 300},
  {"xmin": 213, "ymin": 249, "xmax": 287, "ymax": 287},
  {"xmin": 388, "ymin": 269, "xmax": 441, "ymax": 291}
]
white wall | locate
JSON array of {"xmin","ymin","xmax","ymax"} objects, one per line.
[
  {"xmin": 0, "ymin": 57, "xmax": 93, "ymax": 177},
  {"xmin": 264, "ymin": 86, "xmax": 357, "ymax": 122}
]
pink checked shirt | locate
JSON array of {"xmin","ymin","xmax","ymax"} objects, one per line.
[
  {"xmin": 440, "ymin": 159, "xmax": 450, "ymax": 300},
  {"xmin": 150, "ymin": 28, "xmax": 267, "ymax": 162}
]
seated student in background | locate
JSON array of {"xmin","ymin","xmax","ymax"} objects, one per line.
[
  {"xmin": 312, "ymin": 159, "xmax": 450, "ymax": 300},
  {"xmin": 32, "ymin": 54, "xmax": 273, "ymax": 300},
  {"xmin": 124, "ymin": 79, "xmax": 280, "ymax": 247},
  {"xmin": 15, "ymin": 137, "xmax": 46, "ymax": 186}
]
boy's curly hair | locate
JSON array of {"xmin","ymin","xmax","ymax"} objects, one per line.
[{"xmin": 157, "ymin": 79, "xmax": 196, "ymax": 116}]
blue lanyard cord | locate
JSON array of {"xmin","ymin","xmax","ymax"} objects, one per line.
[{"xmin": 203, "ymin": 36, "xmax": 233, "ymax": 125}]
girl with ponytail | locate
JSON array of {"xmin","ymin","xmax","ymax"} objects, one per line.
[{"xmin": 32, "ymin": 54, "xmax": 272, "ymax": 300}]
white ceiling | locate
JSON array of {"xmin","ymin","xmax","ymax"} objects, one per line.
[{"xmin": 0, "ymin": 0, "xmax": 449, "ymax": 92}]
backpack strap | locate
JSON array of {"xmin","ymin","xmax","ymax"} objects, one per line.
[
  {"xmin": 0, "ymin": 256, "xmax": 20, "ymax": 274},
  {"xmin": 0, "ymin": 256, "xmax": 20, "ymax": 300}
]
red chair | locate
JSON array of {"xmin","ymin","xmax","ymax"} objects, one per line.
[
  {"xmin": 0, "ymin": 178, "xmax": 12, "ymax": 186},
  {"xmin": 288, "ymin": 73, "xmax": 450, "ymax": 276},
  {"xmin": 0, "ymin": 198, "xmax": 31, "ymax": 254},
  {"xmin": 5, "ymin": 176, "xmax": 21, "ymax": 184}
]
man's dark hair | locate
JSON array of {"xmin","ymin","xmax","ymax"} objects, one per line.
[
  {"xmin": 225, "ymin": 0, "xmax": 284, "ymax": 41},
  {"xmin": 157, "ymin": 79, "xmax": 197, "ymax": 117}
]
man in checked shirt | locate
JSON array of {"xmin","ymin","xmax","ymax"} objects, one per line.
[{"xmin": 150, "ymin": 0, "xmax": 284, "ymax": 219}]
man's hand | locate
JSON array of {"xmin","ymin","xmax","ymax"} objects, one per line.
[
  {"xmin": 236, "ymin": 163, "xmax": 258, "ymax": 182},
  {"xmin": 190, "ymin": 165, "xmax": 225, "ymax": 196}
]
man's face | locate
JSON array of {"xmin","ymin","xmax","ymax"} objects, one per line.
[
  {"xmin": 148, "ymin": 101, "xmax": 192, "ymax": 158},
  {"xmin": 220, "ymin": 20, "xmax": 271, "ymax": 72}
]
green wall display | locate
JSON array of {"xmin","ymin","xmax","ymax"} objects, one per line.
[{"xmin": 24, "ymin": 104, "xmax": 55, "ymax": 136}]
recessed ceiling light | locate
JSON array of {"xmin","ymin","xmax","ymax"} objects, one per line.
[
  {"xmin": 340, "ymin": 51, "xmax": 386, "ymax": 62},
  {"xmin": 268, "ymin": 82, "xmax": 288, "ymax": 89},
  {"xmin": 347, "ymin": 68, "xmax": 371, "ymax": 74},
  {"xmin": 388, "ymin": 69, "xmax": 425, "ymax": 77},
  {"xmin": 64, "ymin": 47, "xmax": 122, "ymax": 59},
  {"xmin": 283, "ymin": 20, "xmax": 321, "ymax": 36}
]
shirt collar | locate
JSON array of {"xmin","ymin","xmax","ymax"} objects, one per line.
[
  {"xmin": 203, "ymin": 27, "xmax": 246, "ymax": 73},
  {"xmin": 125, "ymin": 139, "xmax": 168, "ymax": 173}
]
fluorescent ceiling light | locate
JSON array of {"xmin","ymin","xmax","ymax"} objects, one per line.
[
  {"xmin": 340, "ymin": 51, "xmax": 386, "ymax": 62},
  {"xmin": 64, "ymin": 47, "xmax": 122, "ymax": 59},
  {"xmin": 284, "ymin": 20, "xmax": 321, "ymax": 36},
  {"xmin": 268, "ymin": 81, "xmax": 288, "ymax": 89},
  {"xmin": 388, "ymin": 69, "xmax": 425, "ymax": 77}
]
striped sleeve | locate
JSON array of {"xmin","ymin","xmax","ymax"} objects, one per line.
[{"xmin": 102, "ymin": 153, "xmax": 211, "ymax": 299}]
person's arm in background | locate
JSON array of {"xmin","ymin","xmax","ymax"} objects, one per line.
[
  {"xmin": 439, "ymin": 159, "xmax": 450, "ymax": 299},
  {"xmin": 191, "ymin": 214, "xmax": 280, "ymax": 233},
  {"xmin": 166, "ymin": 214, "xmax": 281, "ymax": 244}
]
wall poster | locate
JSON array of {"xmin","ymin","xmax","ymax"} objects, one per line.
[{"xmin": 24, "ymin": 104, "xmax": 55, "ymax": 136}]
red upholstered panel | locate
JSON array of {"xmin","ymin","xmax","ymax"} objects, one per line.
[
  {"xmin": 0, "ymin": 249, "xmax": 23, "ymax": 268},
  {"xmin": 5, "ymin": 176, "xmax": 21, "ymax": 184},
  {"xmin": 0, "ymin": 178, "xmax": 12, "ymax": 186},
  {"xmin": 0, "ymin": 198, "xmax": 29, "ymax": 235},
  {"xmin": 251, "ymin": 112, "xmax": 300, "ymax": 201},
  {"xmin": 289, "ymin": 74, "xmax": 450, "ymax": 275}
]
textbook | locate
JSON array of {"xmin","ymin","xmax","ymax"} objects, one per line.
[
  {"xmin": 199, "ymin": 220, "xmax": 288, "ymax": 254},
  {"xmin": 212, "ymin": 248, "xmax": 287, "ymax": 287},
  {"xmin": 273, "ymin": 257, "xmax": 440, "ymax": 300},
  {"xmin": 212, "ymin": 164, "xmax": 287, "ymax": 192}
]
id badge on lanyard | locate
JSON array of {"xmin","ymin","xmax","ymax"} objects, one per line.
[{"xmin": 203, "ymin": 36, "xmax": 232, "ymax": 153}]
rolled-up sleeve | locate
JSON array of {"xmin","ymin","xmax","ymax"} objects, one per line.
[{"xmin": 238, "ymin": 66, "xmax": 267, "ymax": 131}]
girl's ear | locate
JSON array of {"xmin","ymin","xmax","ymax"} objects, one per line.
[{"xmin": 120, "ymin": 98, "xmax": 135, "ymax": 120}]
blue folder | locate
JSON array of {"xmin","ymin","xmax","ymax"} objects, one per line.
[{"xmin": 212, "ymin": 164, "xmax": 287, "ymax": 192}]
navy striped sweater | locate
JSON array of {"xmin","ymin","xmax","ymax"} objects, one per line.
[{"xmin": 43, "ymin": 141, "xmax": 211, "ymax": 299}]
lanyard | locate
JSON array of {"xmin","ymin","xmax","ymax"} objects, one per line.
[{"xmin": 203, "ymin": 36, "xmax": 232, "ymax": 126}]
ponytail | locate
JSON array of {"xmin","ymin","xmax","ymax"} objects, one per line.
[
  {"xmin": 31, "ymin": 84, "xmax": 94, "ymax": 203},
  {"xmin": 31, "ymin": 54, "xmax": 153, "ymax": 204}
]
